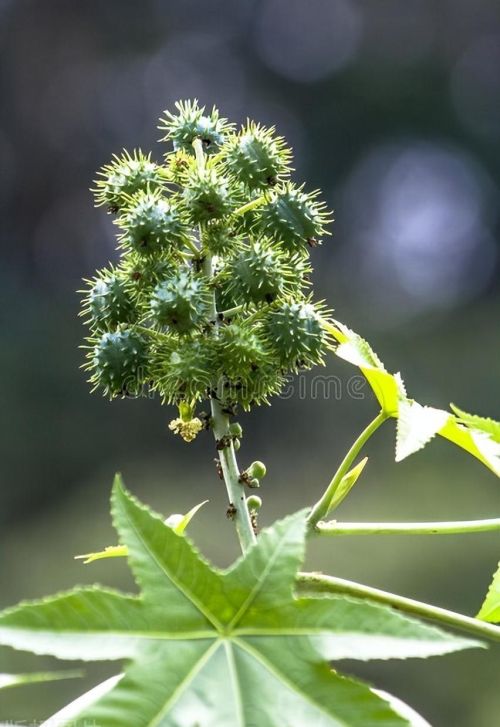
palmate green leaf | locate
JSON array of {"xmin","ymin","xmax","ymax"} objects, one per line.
[
  {"xmin": 0, "ymin": 477, "xmax": 478, "ymax": 727},
  {"xmin": 477, "ymin": 561, "xmax": 500, "ymax": 623}
]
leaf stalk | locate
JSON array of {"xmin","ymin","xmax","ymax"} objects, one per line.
[
  {"xmin": 297, "ymin": 572, "xmax": 500, "ymax": 643},
  {"xmin": 308, "ymin": 411, "xmax": 388, "ymax": 529},
  {"xmin": 316, "ymin": 518, "xmax": 500, "ymax": 536}
]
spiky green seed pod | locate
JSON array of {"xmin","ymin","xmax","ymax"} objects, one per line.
[
  {"xmin": 226, "ymin": 239, "xmax": 307, "ymax": 305},
  {"xmin": 265, "ymin": 301, "xmax": 325, "ymax": 369},
  {"xmin": 217, "ymin": 322, "xmax": 269, "ymax": 380},
  {"xmin": 93, "ymin": 150, "xmax": 164, "ymax": 211},
  {"xmin": 257, "ymin": 183, "xmax": 331, "ymax": 250},
  {"xmin": 120, "ymin": 254, "xmax": 176, "ymax": 298},
  {"xmin": 165, "ymin": 149, "xmax": 196, "ymax": 185},
  {"xmin": 116, "ymin": 189, "xmax": 187, "ymax": 255},
  {"xmin": 222, "ymin": 362, "xmax": 285, "ymax": 411},
  {"xmin": 203, "ymin": 222, "xmax": 241, "ymax": 256},
  {"xmin": 182, "ymin": 168, "xmax": 235, "ymax": 224},
  {"xmin": 84, "ymin": 273, "xmax": 137, "ymax": 331},
  {"xmin": 91, "ymin": 330, "xmax": 148, "ymax": 397},
  {"xmin": 159, "ymin": 100, "xmax": 233, "ymax": 155},
  {"xmin": 223, "ymin": 122, "xmax": 292, "ymax": 191},
  {"xmin": 151, "ymin": 270, "xmax": 210, "ymax": 333},
  {"xmin": 154, "ymin": 337, "xmax": 215, "ymax": 403}
]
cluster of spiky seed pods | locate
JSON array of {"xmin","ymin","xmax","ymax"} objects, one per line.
[{"xmin": 82, "ymin": 100, "xmax": 332, "ymax": 438}]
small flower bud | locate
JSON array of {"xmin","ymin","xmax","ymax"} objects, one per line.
[
  {"xmin": 229, "ymin": 422, "xmax": 243, "ymax": 438},
  {"xmin": 246, "ymin": 495, "xmax": 263, "ymax": 511},
  {"xmin": 247, "ymin": 461, "xmax": 267, "ymax": 479}
]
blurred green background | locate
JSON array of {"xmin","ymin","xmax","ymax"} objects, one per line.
[{"xmin": 1, "ymin": 0, "xmax": 499, "ymax": 724}]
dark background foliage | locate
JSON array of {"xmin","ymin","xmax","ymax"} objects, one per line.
[{"xmin": 1, "ymin": 0, "xmax": 499, "ymax": 723}]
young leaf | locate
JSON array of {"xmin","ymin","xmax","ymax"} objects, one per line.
[
  {"xmin": 396, "ymin": 401, "xmax": 450, "ymax": 462},
  {"xmin": 75, "ymin": 499, "xmax": 208, "ymax": 564},
  {"xmin": 75, "ymin": 545, "xmax": 128, "ymax": 565},
  {"xmin": 450, "ymin": 405, "xmax": 500, "ymax": 443},
  {"xmin": 438, "ymin": 417, "xmax": 500, "ymax": 477},
  {"xmin": 323, "ymin": 320, "xmax": 401, "ymax": 416},
  {"xmin": 477, "ymin": 561, "xmax": 500, "ymax": 623},
  {"xmin": 0, "ymin": 478, "xmax": 479, "ymax": 726},
  {"xmin": 326, "ymin": 457, "xmax": 368, "ymax": 513}
]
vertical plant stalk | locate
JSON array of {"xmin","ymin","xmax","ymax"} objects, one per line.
[
  {"xmin": 308, "ymin": 410, "xmax": 388, "ymax": 529},
  {"xmin": 192, "ymin": 138, "xmax": 256, "ymax": 554},
  {"xmin": 210, "ymin": 398, "xmax": 257, "ymax": 552}
]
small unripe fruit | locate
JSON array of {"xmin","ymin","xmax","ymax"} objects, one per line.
[
  {"xmin": 117, "ymin": 190, "xmax": 186, "ymax": 254},
  {"xmin": 155, "ymin": 337, "xmax": 214, "ymax": 403},
  {"xmin": 151, "ymin": 271, "xmax": 209, "ymax": 333},
  {"xmin": 183, "ymin": 169, "xmax": 233, "ymax": 224},
  {"xmin": 92, "ymin": 330, "xmax": 148, "ymax": 397},
  {"xmin": 204, "ymin": 222, "xmax": 241, "ymax": 256},
  {"xmin": 223, "ymin": 122, "xmax": 292, "ymax": 190},
  {"xmin": 233, "ymin": 438, "xmax": 241, "ymax": 451},
  {"xmin": 230, "ymin": 241, "xmax": 284, "ymax": 304},
  {"xmin": 93, "ymin": 150, "xmax": 165, "ymax": 210},
  {"xmin": 265, "ymin": 302, "xmax": 324, "ymax": 369},
  {"xmin": 159, "ymin": 100, "xmax": 232, "ymax": 155},
  {"xmin": 247, "ymin": 495, "xmax": 263, "ymax": 511},
  {"xmin": 257, "ymin": 183, "xmax": 330, "ymax": 250},
  {"xmin": 229, "ymin": 422, "xmax": 243, "ymax": 438},
  {"xmin": 248, "ymin": 461, "xmax": 267, "ymax": 479},
  {"xmin": 87, "ymin": 275, "xmax": 137, "ymax": 330},
  {"xmin": 217, "ymin": 322, "xmax": 268, "ymax": 379}
]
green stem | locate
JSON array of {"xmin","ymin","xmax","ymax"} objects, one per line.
[
  {"xmin": 307, "ymin": 411, "xmax": 388, "ymax": 529},
  {"xmin": 210, "ymin": 398, "xmax": 257, "ymax": 553},
  {"xmin": 233, "ymin": 195, "xmax": 267, "ymax": 217},
  {"xmin": 297, "ymin": 572, "xmax": 500, "ymax": 643},
  {"xmin": 316, "ymin": 518, "xmax": 500, "ymax": 536},
  {"xmin": 192, "ymin": 137, "xmax": 256, "ymax": 555}
]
